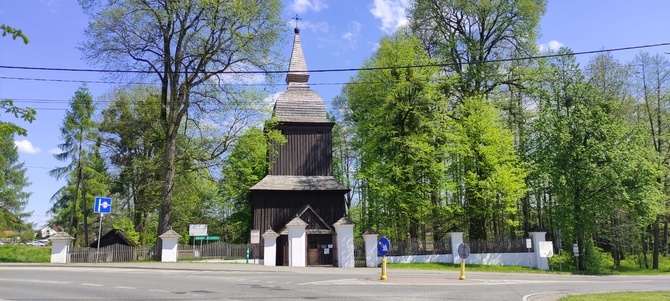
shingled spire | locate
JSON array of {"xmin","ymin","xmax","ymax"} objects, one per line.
[
  {"xmin": 272, "ymin": 24, "xmax": 329, "ymax": 123},
  {"xmin": 285, "ymin": 25, "xmax": 310, "ymax": 85}
]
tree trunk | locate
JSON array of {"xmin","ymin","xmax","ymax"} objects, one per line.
[
  {"xmin": 653, "ymin": 217, "xmax": 660, "ymax": 269},
  {"xmin": 157, "ymin": 131, "xmax": 177, "ymax": 240}
]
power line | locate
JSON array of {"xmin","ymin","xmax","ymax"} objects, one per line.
[
  {"xmin": 1, "ymin": 42, "xmax": 669, "ymax": 75},
  {"xmin": 0, "ymin": 76, "xmax": 351, "ymax": 87}
]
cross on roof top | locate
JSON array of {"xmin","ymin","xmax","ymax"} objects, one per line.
[{"xmin": 292, "ymin": 14, "xmax": 302, "ymax": 33}]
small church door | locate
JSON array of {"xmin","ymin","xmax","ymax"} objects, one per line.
[{"xmin": 307, "ymin": 234, "xmax": 332, "ymax": 265}]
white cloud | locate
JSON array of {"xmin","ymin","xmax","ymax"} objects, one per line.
[
  {"xmin": 291, "ymin": 0, "xmax": 328, "ymax": 14},
  {"xmin": 369, "ymin": 0, "xmax": 411, "ymax": 34},
  {"xmin": 14, "ymin": 139, "xmax": 41, "ymax": 154},
  {"xmin": 49, "ymin": 148, "xmax": 62, "ymax": 155},
  {"xmin": 342, "ymin": 21, "xmax": 362, "ymax": 42},
  {"xmin": 538, "ymin": 40, "xmax": 564, "ymax": 52}
]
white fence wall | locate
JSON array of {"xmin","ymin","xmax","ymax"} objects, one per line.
[{"xmin": 380, "ymin": 252, "xmax": 535, "ymax": 267}]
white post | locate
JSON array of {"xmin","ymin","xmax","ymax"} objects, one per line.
[
  {"xmin": 448, "ymin": 231, "xmax": 464, "ymax": 264},
  {"xmin": 333, "ymin": 217, "xmax": 355, "ymax": 268},
  {"xmin": 49, "ymin": 232, "xmax": 74, "ymax": 263},
  {"xmin": 286, "ymin": 217, "xmax": 307, "ymax": 267},
  {"xmin": 262, "ymin": 229, "xmax": 280, "ymax": 266},
  {"xmin": 363, "ymin": 232, "xmax": 379, "ymax": 268},
  {"xmin": 159, "ymin": 230, "xmax": 181, "ymax": 262},
  {"xmin": 529, "ymin": 230, "xmax": 549, "ymax": 270}
]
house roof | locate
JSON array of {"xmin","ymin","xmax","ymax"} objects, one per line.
[
  {"xmin": 249, "ymin": 175, "xmax": 348, "ymax": 191},
  {"xmin": 90, "ymin": 229, "xmax": 138, "ymax": 248},
  {"xmin": 273, "ymin": 27, "xmax": 330, "ymax": 124}
]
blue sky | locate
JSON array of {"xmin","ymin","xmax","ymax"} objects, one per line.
[{"xmin": 2, "ymin": 0, "xmax": 669, "ymax": 228}]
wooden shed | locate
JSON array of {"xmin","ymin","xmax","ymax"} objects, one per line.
[{"xmin": 250, "ymin": 26, "xmax": 349, "ymax": 266}]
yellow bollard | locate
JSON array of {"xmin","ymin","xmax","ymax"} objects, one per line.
[
  {"xmin": 459, "ymin": 260, "xmax": 466, "ymax": 280},
  {"xmin": 380, "ymin": 256, "xmax": 388, "ymax": 280}
]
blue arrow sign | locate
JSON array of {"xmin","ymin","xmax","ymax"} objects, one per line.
[
  {"xmin": 94, "ymin": 196, "xmax": 112, "ymax": 214},
  {"xmin": 377, "ymin": 237, "xmax": 391, "ymax": 256}
]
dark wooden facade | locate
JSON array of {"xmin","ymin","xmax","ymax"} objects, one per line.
[
  {"xmin": 249, "ymin": 27, "xmax": 348, "ymax": 266},
  {"xmin": 269, "ymin": 124, "xmax": 334, "ymax": 176}
]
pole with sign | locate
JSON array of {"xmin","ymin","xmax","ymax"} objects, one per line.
[
  {"xmin": 458, "ymin": 242, "xmax": 470, "ymax": 280},
  {"xmin": 94, "ymin": 196, "xmax": 112, "ymax": 263},
  {"xmin": 377, "ymin": 237, "xmax": 390, "ymax": 280},
  {"xmin": 526, "ymin": 238, "xmax": 532, "ymax": 270}
]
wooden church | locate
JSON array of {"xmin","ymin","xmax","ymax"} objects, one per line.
[{"xmin": 249, "ymin": 25, "xmax": 350, "ymax": 267}]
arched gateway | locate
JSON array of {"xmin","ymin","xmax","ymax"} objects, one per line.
[{"xmin": 249, "ymin": 26, "xmax": 351, "ymax": 267}]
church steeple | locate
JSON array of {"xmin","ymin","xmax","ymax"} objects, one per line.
[{"xmin": 286, "ymin": 15, "xmax": 309, "ymax": 85}]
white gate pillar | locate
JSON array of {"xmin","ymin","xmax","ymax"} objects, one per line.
[
  {"xmin": 262, "ymin": 229, "xmax": 280, "ymax": 266},
  {"xmin": 448, "ymin": 230, "xmax": 464, "ymax": 264},
  {"xmin": 159, "ymin": 230, "xmax": 181, "ymax": 262},
  {"xmin": 286, "ymin": 217, "xmax": 307, "ymax": 267},
  {"xmin": 363, "ymin": 231, "xmax": 378, "ymax": 267},
  {"xmin": 49, "ymin": 232, "xmax": 74, "ymax": 263},
  {"xmin": 529, "ymin": 230, "xmax": 549, "ymax": 270},
  {"xmin": 333, "ymin": 217, "xmax": 355, "ymax": 268}
]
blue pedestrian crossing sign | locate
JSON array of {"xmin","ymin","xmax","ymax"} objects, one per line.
[
  {"xmin": 377, "ymin": 237, "xmax": 391, "ymax": 256},
  {"xmin": 94, "ymin": 196, "xmax": 112, "ymax": 214}
]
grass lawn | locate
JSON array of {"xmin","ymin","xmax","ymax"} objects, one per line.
[
  {"xmin": 386, "ymin": 257, "xmax": 670, "ymax": 275},
  {"xmin": 560, "ymin": 291, "xmax": 670, "ymax": 301},
  {"xmin": 0, "ymin": 244, "xmax": 50, "ymax": 263}
]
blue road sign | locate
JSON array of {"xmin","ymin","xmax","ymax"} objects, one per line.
[
  {"xmin": 377, "ymin": 237, "xmax": 391, "ymax": 256},
  {"xmin": 94, "ymin": 196, "xmax": 112, "ymax": 214}
]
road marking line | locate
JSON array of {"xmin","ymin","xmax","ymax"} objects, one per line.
[
  {"xmin": 149, "ymin": 289, "xmax": 170, "ymax": 293},
  {"xmin": 81, "ymin": 283, "xmax": 103, "ymax": 287},
  {"xmin": 113, "ymin": 286, "xmax": 135, "ymax": 289}
]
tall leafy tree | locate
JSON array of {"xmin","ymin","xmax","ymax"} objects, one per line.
[
  {"xmin": 50, "ymin": 86, "xmax": 98, "ymax": 246},
  {"xmin": 99, "ymin": 86, "xmax": 163, "ymax": 246},
  {"xmin": 631, "ymin": 52, "xmax": 670, "ymax": 267},
  {"xmin": 448, "ymin": 95, "xmax": 527, "ymax": 239},
  {"xmin": 80, "ymin": 0, "xmax": 285, "ymax": 246},
  {"xmin": 344, "ymin": 33, "xmax": 448, "ymax": 243},
  {"xmin": 0, "ymin": 131, "xmax": 32, "ymax": 230},
  {"xmin": 409, "ymin": 0, "xmax": 546, "ymax": 101},
  {"xmin": 534, "ymin": 50, "xmax": 662, "ymax": 270}
]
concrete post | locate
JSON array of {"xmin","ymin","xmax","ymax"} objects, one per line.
[
  {"xmin": 529, "ymin": 231, "xmax": 548, "ymax": 270},
  {"xmin": 159, "ymin": 230, "xmax": 181, "ymax": 262},
  {"xmin": 286, "ymin": 217, "xmax": 307, "ymax": 267},
  {"xmin": 363, "ymin": 231, "xmax": 379, "ymax": 268},
  {"xmin": 262, "ymin": 229, "xmax": 280, "ymax": 266},
  {"xmin": 49, "ymin": 232, "xmax": 73, "ymax": 263},
  {"xmin": 333, "ymin": 217, "xmax": 355, "ymax": 268},
  {"xmin": 448, "ymin": 231, "xmax": 464, "ymax": 264}
]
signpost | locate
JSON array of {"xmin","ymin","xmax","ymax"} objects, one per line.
[
  {"xmin": 250, "ymin": 230, "xmax": 260, "ymax": 264},
  {"xmin": 93, "ymin": 196, "xmax": 112, "ymax": 263},
  {"xmin": 457, "ymin": 242, "xmax": 470, "ymax": 280},
  {"xmin": 378, "ymin": 237, "xmax": 390, "ymax": 280},
  {"xmin": 526, "ymin": 238, "xmax": 532, "ymax": 270}
]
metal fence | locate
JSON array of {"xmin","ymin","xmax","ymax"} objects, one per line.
[
  {"xmin": 69, "ymin": 244, "xmax": 154, "ymax": 263},
  {"xmin": 387, "ymin": 239, "xmax": 452, "ymax": 256},
  {"xmin": 177, "ymin": 242, "xmax": 248, "ymax": 261},
  {"xmin": 467, "ymin": 237, "xmax": 530, "ymax": 253}
]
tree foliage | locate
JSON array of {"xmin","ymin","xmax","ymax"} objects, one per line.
[{"xmin": 80, "ymin": 0, "xmax": 285, "ymax": 246}]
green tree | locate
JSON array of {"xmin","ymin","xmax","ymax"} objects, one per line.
[
  {"xmin": 631, "ymin": 52, "xmax": 670, "ymax": 268},
  {"xmin": 534, "ymin": 50, "xmax": 662, "ymax": 270},
  {"xmin": 448, "ymin": 95, "xmax": 527, "ymax": 239},
  {"xmin": 344, "ymin": 33, "xmax": 448, "ymax": 243},
  {"xmin": 1, "ymin": 25, "xmax": 35, "ymax": 139},
  {"xmin": 409, "ymin": 0, "xmax": 546, "ymax": 101},
  {"xmin": 0, "ymin": 132, "xmax": 32, "ymax": 231},
  {"xmin": 99, "ymin": 86, "xmax": 163, "ymax": 246},
  {"xmin": 50, "ymin": 86, "xmax": 99, "ymax": 246},
  {"xmin": 80, "ymin": 0, "xmax": 285, "ymax": 247}
]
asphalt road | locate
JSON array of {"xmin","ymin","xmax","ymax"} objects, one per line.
[{"xmin": 0, "ymin": 263, "xmax": 668, "ymax": 300}]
